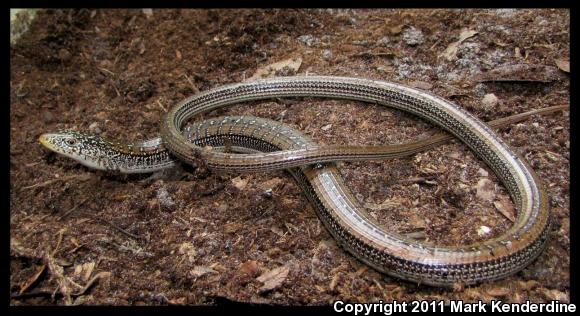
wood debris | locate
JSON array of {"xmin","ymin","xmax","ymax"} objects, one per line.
[{"xmin": 475, "ymin": 63, "xmax": 563, "ymax": 83}]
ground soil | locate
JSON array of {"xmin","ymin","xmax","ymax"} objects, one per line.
[{"xmin": 10, "ymin": 9, "xmax": 570, "ymax": 305}]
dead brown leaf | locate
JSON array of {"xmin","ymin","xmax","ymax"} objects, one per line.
[
  {"xmin": 493, "ymin": 197, "xmax": 516, "ymax": 222},
  {"xmin": 190, "ymin": 266, "xmax": 218, "ymax": 278},
  {"xmin": 256, "ymin": 265, "xmax": 290, "ymax": 293},
  {"xmin": 18, "ymin": 263, "xmax": 47, "ymax": 295},
  {"xmin": 555, "ymin": 58, "xmax": 570, "ymax": 73},
  {"xmin": 440, "ymin": 29, "xmax": 478, "ymax": 61},
  {"xmin": 73, "ymin": 261, "xmax": 96, "ymax": 282}
]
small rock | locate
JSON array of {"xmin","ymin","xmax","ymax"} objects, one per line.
[
  {"xmin": 231, "ymin": 176, "xmax": 248, "ymax": 190},
  {"xmin": 217, "ymin": 204, "xmax": 228, "ymax": 213},
  {"xmin": 95, "ymin": 111, "xmax": 108, "ymax": 121},
  {"xmin": 58, "ymin": 48, "xmax": 72, "ymax": 62},
  {"xmin": 402, "ymin": 26, "xmax": 424, "ymax": 46},
  {"xmin": 88, "ymin": 122, "xmax": 101, "ymax": 134},
  {"xmin": 476, "ymin": 168, "xmax": 489, "ymax": 177},
  {"xmin": 322, "ymin": 49, "xmax": 333, "ymax": 60},
  {"xmin": 297, "ymin": 34, "xmax": 319, "ymax": 47},
  {"xmin": 178, "ymin": 242, "xmax": 197, "ymax": 263},
  {"xmin": 42, "ymin": 111, "xmax": 54, "ymax": 124},
  {"xmin": 156, "ymin": 187, "xmax": 175, "ymax": 210},
  {"xmin": 475, "ymin": 178, "xmax": 495, "ymax": 201},
  {"xmin": 376, "ymin": 36, "xmax": 390, "ymax": 47},
  {"xmin": 389, "ymin": 25, "xmax": 403, "ymax": 35},
  {"xmin": 142, "ymin": 9, "xmax": 153, "ymax": 19},
  {"xmin": 351, "ymin": 40, "xmax": 369, "ymax": 46},
  {"xmin": 224, "ymin": 222, "xmax": 243, "ymax": 234},
  {"xmin": 482, "ymin": 93, "xmax": 499, "ymax": 110},
  {"xmin": 262, "ymin": 189, "xmax": 273, "ymax": 198},
  {"xmin": 409, "ymin": 214, "xmax": 426, "ymax": 228},
  {"xmin": 321, "ymin": 124, "xmax": 332, "ymax": 131},
  {"xmin": 239, "ymin": 260, "xmax": 261, "ymax": 277},
  {"xmin": 477, "ymin": 225, "xmax": 492, "ymax": 237}
]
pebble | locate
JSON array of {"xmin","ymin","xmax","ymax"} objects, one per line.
[
  {"xmin": 156, "ymin": 187, "xmax": 176, "ymax": 210},
  {"xmin": 142, "ymin": 8, "xmax": 153, "ymax": 19},
  {"xmin": 262, "ymin": 189, "xmax": 273, "ymax": 198},
  {"xmin": 402, "ymin": 27, "xmax": 424, "ymax": 46},
  {"xmin": 58, "ymin": 48, "xmax": 72, "ymax": 62},
  {"xmin": 217, "ymin": 204, "xmax": 228, "ymax": 213},
  {"xmin": 475, "ymin": 178, "xmax": 495, "ymax": 201},
  {"xmin": 476, "ymin": 168, "xmax": 489, "ymax": 177},
  {"xmin": 482, "ymin": 93, "xmax": 499, "ymax": 110},
  {"xmin": 376, "ymin": 36, "xmax": 390, "ymax": 47},
  {"xmin": 477, "ymin": 225, "xmax": 492, "ymax": 237},
  {"xmin": 297, "ymin": 34, "xmax": 319, "ymax": 47},
  {"xmin": 351, "ymin": 40, "xmax": 369, "ymax": 46},
  {"xmin": 321, "ymin": 49, "xmax": 333, "ymax": 60},
  {"xmin": 89, "ymin": 122, "xmax": 101, "ymax": 134},
  {"xmin": 321, "ymin": 124, "xmax": 332, "ymax": 131},
  {"xmin": 239, "ymin": 260, "xmax": 261, "ymax": 277},
  {"xmin": 42, "ymin": 111, "xmax": 54, "ymax": 124}
]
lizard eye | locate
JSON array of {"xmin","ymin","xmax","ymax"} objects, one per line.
[{"xmin": 66, "ymin": 138, "xmax": 78, "ymax": 146}]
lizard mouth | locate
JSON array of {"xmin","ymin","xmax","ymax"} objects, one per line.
[{"xmin": 38, "ymin": 133, "xmax": 59, "ymax": 152}]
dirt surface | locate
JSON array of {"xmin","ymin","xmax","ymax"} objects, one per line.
[{"xmin": 10, "ymin": 9, "xmax": 570, "ymax": 305}]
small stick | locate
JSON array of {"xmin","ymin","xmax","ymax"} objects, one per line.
[
  {"xmin": 92, "ymin": 217, "xmax": 142, "ymax": 240},
  {"xmin": 58, "ymin": 197, "xmax": 91, "ymax": 220},
  {"xmin": 21, "ymin": 174, "xmax": 92, "ymax": 191},
  {"xmin": 183, "ymin": 74, "xmax": 200, "ymax": 94},
  {"xmin": 18, "ymin": 264, "xmax": 47, "ymax": 295},
  {"xmin": 486, "ymin": 104, "xmax": 569, "ymax": 129},
  {"xmin": 156, "ymin": 99, "xmax": 167, "ymax": 112}
]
